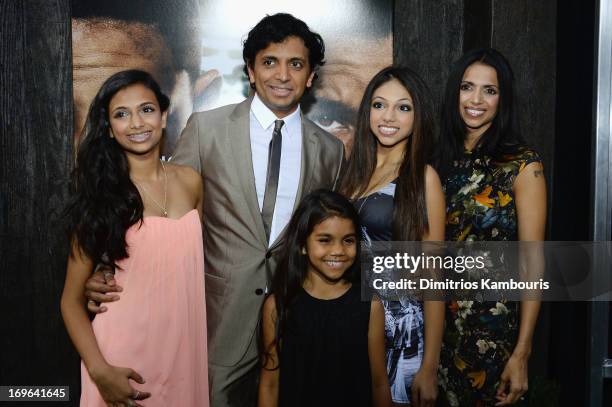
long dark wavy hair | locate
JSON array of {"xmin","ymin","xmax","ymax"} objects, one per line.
[
  {"xmin": 340, "ymin": 66, "xmax": 434, "ymax": 241},
  {"xmin": 261, "ymin": 189, "xmax": 361, "ymax": 369},
  {"xmin": 65, "ymin": 70, "xmax": 170, "ymax": 268},
  {"xmin": 434, "ymin": 48, "xmax": 525, "ymax": 178}
]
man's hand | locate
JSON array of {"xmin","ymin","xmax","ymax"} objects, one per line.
[{"xmin": 84, "ymin": 265, "xmax": 123, "ymax": 314}]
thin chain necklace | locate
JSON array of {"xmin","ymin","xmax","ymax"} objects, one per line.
[
  {"xmin": 363, "ymin": 162, "xmax": 401, "ymax": 196},
  {"xmin": 134, "ymin": 160, "xmax": 168, "ymax": 217},
  {"xmin": 357, "ymin": 164, "xmax": 400, "ymax": 214}
]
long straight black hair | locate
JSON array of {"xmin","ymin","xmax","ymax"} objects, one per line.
[
  {"xmin": 262, "ymin": 189, "xmax": 361, "ymax": 369},
  {"xmin": 65, "ymin": 70, "xmax": 170, "ymax": 268},
  {"xmin": 340, "ymin": 66, "xmax": 434, "ymax": 241},
  {"xmin": 435, "ymin": 48, "xmax": 525, "ymax": 177}
]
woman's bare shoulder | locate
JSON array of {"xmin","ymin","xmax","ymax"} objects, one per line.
[
  {"xmin": 165, "ymin": 163, "xmax": 203, "ymax": 204},
  {"xmin": 166, "ymin": 162, "xmax": 201, "ymax": 184}
]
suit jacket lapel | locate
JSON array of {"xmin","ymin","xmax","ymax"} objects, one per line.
[
  {"xmin": 269, "ymin": 118, "xmax": 319, "ymax": 250},
  {"xmin": 228, "ymin": 97, "xmax": 268, "ymax": 247},
  {"xmin": 293, "ymin": 120, "xmax": 319, "ymax": 211}
]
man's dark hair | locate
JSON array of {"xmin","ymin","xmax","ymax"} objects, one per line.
[
  {"xmin": 242, "ymin": 13, "xmax": 325, "ymax": 83},
  {"xmin": 72, "ymin": 0, "xmax": 201, "ymax": 82}
]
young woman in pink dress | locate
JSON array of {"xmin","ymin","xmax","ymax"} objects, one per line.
[{"xmin": 61, "ymin": 70, "xmax": 209, "ymax": 407}]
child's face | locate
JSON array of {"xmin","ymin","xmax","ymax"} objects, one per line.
[{"xmin": 305, "ymin": 216, "xmax": 357, "ymax": 283}]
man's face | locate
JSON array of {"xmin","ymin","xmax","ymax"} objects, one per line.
[
  {"xmin": 72, "ymin": 19, "xmax": 173, "ymax": 141},
  {"xmin": 306, "ymin": 35, "xmax": 392, "ymax": 155},
  {"xmin": 247, "ymin": 36, "xmax": 315, "ymax": 118}
]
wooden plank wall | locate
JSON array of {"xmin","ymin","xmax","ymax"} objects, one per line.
[
  {"xmin": 490, "ymin": 0, "xmax": 556, "ymax": 197},
  {"xmin": 488, "ymin": 2, "xmax": 558, "ymax": 389},
  {"xmin": 393, "ymin": 0, "xmax": 465, "ymax": 102},
  {"xmin": 0, "ymin": 0, "xmax": 79, "ymax": 405}
]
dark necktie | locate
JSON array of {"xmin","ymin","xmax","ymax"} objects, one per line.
[{"xmin": 261, "ymin": 119, "xmax": 284, "ymax": 242}]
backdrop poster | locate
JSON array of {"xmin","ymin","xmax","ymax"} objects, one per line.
[{"xmin": 71, "ymin": 0, "xmax": 393, "ymax": 156}]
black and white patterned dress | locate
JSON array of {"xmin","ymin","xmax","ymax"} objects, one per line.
[{"xmin": 355, "ymin": 180, "xmax": 424, "ymax": 405}]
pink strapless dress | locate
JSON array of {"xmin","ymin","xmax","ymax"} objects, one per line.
[{"xmin": 80, "ymin": 209, "xmax": 209, "ymax": 406}]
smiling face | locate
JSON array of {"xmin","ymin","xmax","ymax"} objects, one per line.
[
  {"xmin": 304, "ymin": 215, "xmax": 357, "ymax": 283},
  {"xmin": 369, "ymin": 78, "xmax": 415, "ymax": 150},
  {"xmin": 108, "ymin": 83, "xmax": 168, "ymax": 156},
  {"xmin": 247, "ymin": 36, "xmax": 315, "ymax": 118},
  {"xmin": 459, "ymin": 62, "xmax": 500, "ymax": 139}
]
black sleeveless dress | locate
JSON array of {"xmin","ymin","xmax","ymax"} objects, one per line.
[{"xmin": 278, "ymin": 284, "xmax": 373, "ymax": 407}]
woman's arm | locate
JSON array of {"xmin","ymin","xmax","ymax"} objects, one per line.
[
  {"xmin": 61, "ymin": 240, "xmax": 149, "ymax": 406},
  {"xmin": 422, "ymin": 165, "xmax": 446, "ymax": 242},
  {"xmin": 412, "ymin": 165, "xmax": 446, "ymax": 406},
  {"xmin": 368, "ymin": 299, "xmax": 392, "ymax": 407},
  {"xmin": 496, "ymin": 161, "xmax": 546, "ymax": 406},
  {"xmin": 258, "ymin": 295, "xmax": 280, "ymax": 407}
]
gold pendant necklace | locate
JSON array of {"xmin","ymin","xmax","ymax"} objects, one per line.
[{"xmin": 134, "ymin": 160, "xmax": 168, "ymax": 217}]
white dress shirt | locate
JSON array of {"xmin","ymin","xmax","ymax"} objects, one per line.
[{"xmin": 250, "ymin": 94, "xmax": 302, "ymax": 246}]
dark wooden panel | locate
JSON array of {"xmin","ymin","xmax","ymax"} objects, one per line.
[
  {"xmin": 463, "ymin": 0, "xmax": 492, "ymax": 51},
  {"xmin": 393, "ymin": 0, "xmax": 464, "ymax": 103},
  {"xmin": 550, "ymin": 2, "xmax": 596, "ymax": 405},
  {"xmin": 0, "ymin": 0, "xmax": 78, "ymax": 404},
  {"xmin": 491, "ymin": 0, "xmax": 556, "ymax": 193},
  {"xmin": 491, "ymin": 0, "xmax": 562, "ymax": 402},
  {"xmin": 551, "ymin": 0, "xmax": 594, "ymax": 241}
]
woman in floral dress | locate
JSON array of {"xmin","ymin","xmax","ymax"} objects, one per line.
[{"xmin": 434, "ymin": 49, "xmax": 546, "ymax": 406}]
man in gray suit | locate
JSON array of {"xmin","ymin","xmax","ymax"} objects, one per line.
[{"xmin": 85, "ymin": 13, "xmax": 343, "ymax": 407}]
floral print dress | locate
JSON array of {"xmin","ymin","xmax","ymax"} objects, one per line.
[{"xmin": 438, "ymin": 146, "xmax": 542, "ymax": 406}]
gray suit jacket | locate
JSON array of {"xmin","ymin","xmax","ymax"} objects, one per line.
[{"xmin": 172, "ymin": 97, "xmax": 344, "ymax": 367}]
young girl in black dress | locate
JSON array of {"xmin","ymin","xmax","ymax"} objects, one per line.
[{"xmin": 258, "ymin": 189, "xmax": 392, "ymax": 407}]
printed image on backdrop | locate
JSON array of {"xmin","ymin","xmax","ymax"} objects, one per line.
[{"xmin": 71, "ymin": 0, "xmax": 393, "ymax": 156}]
